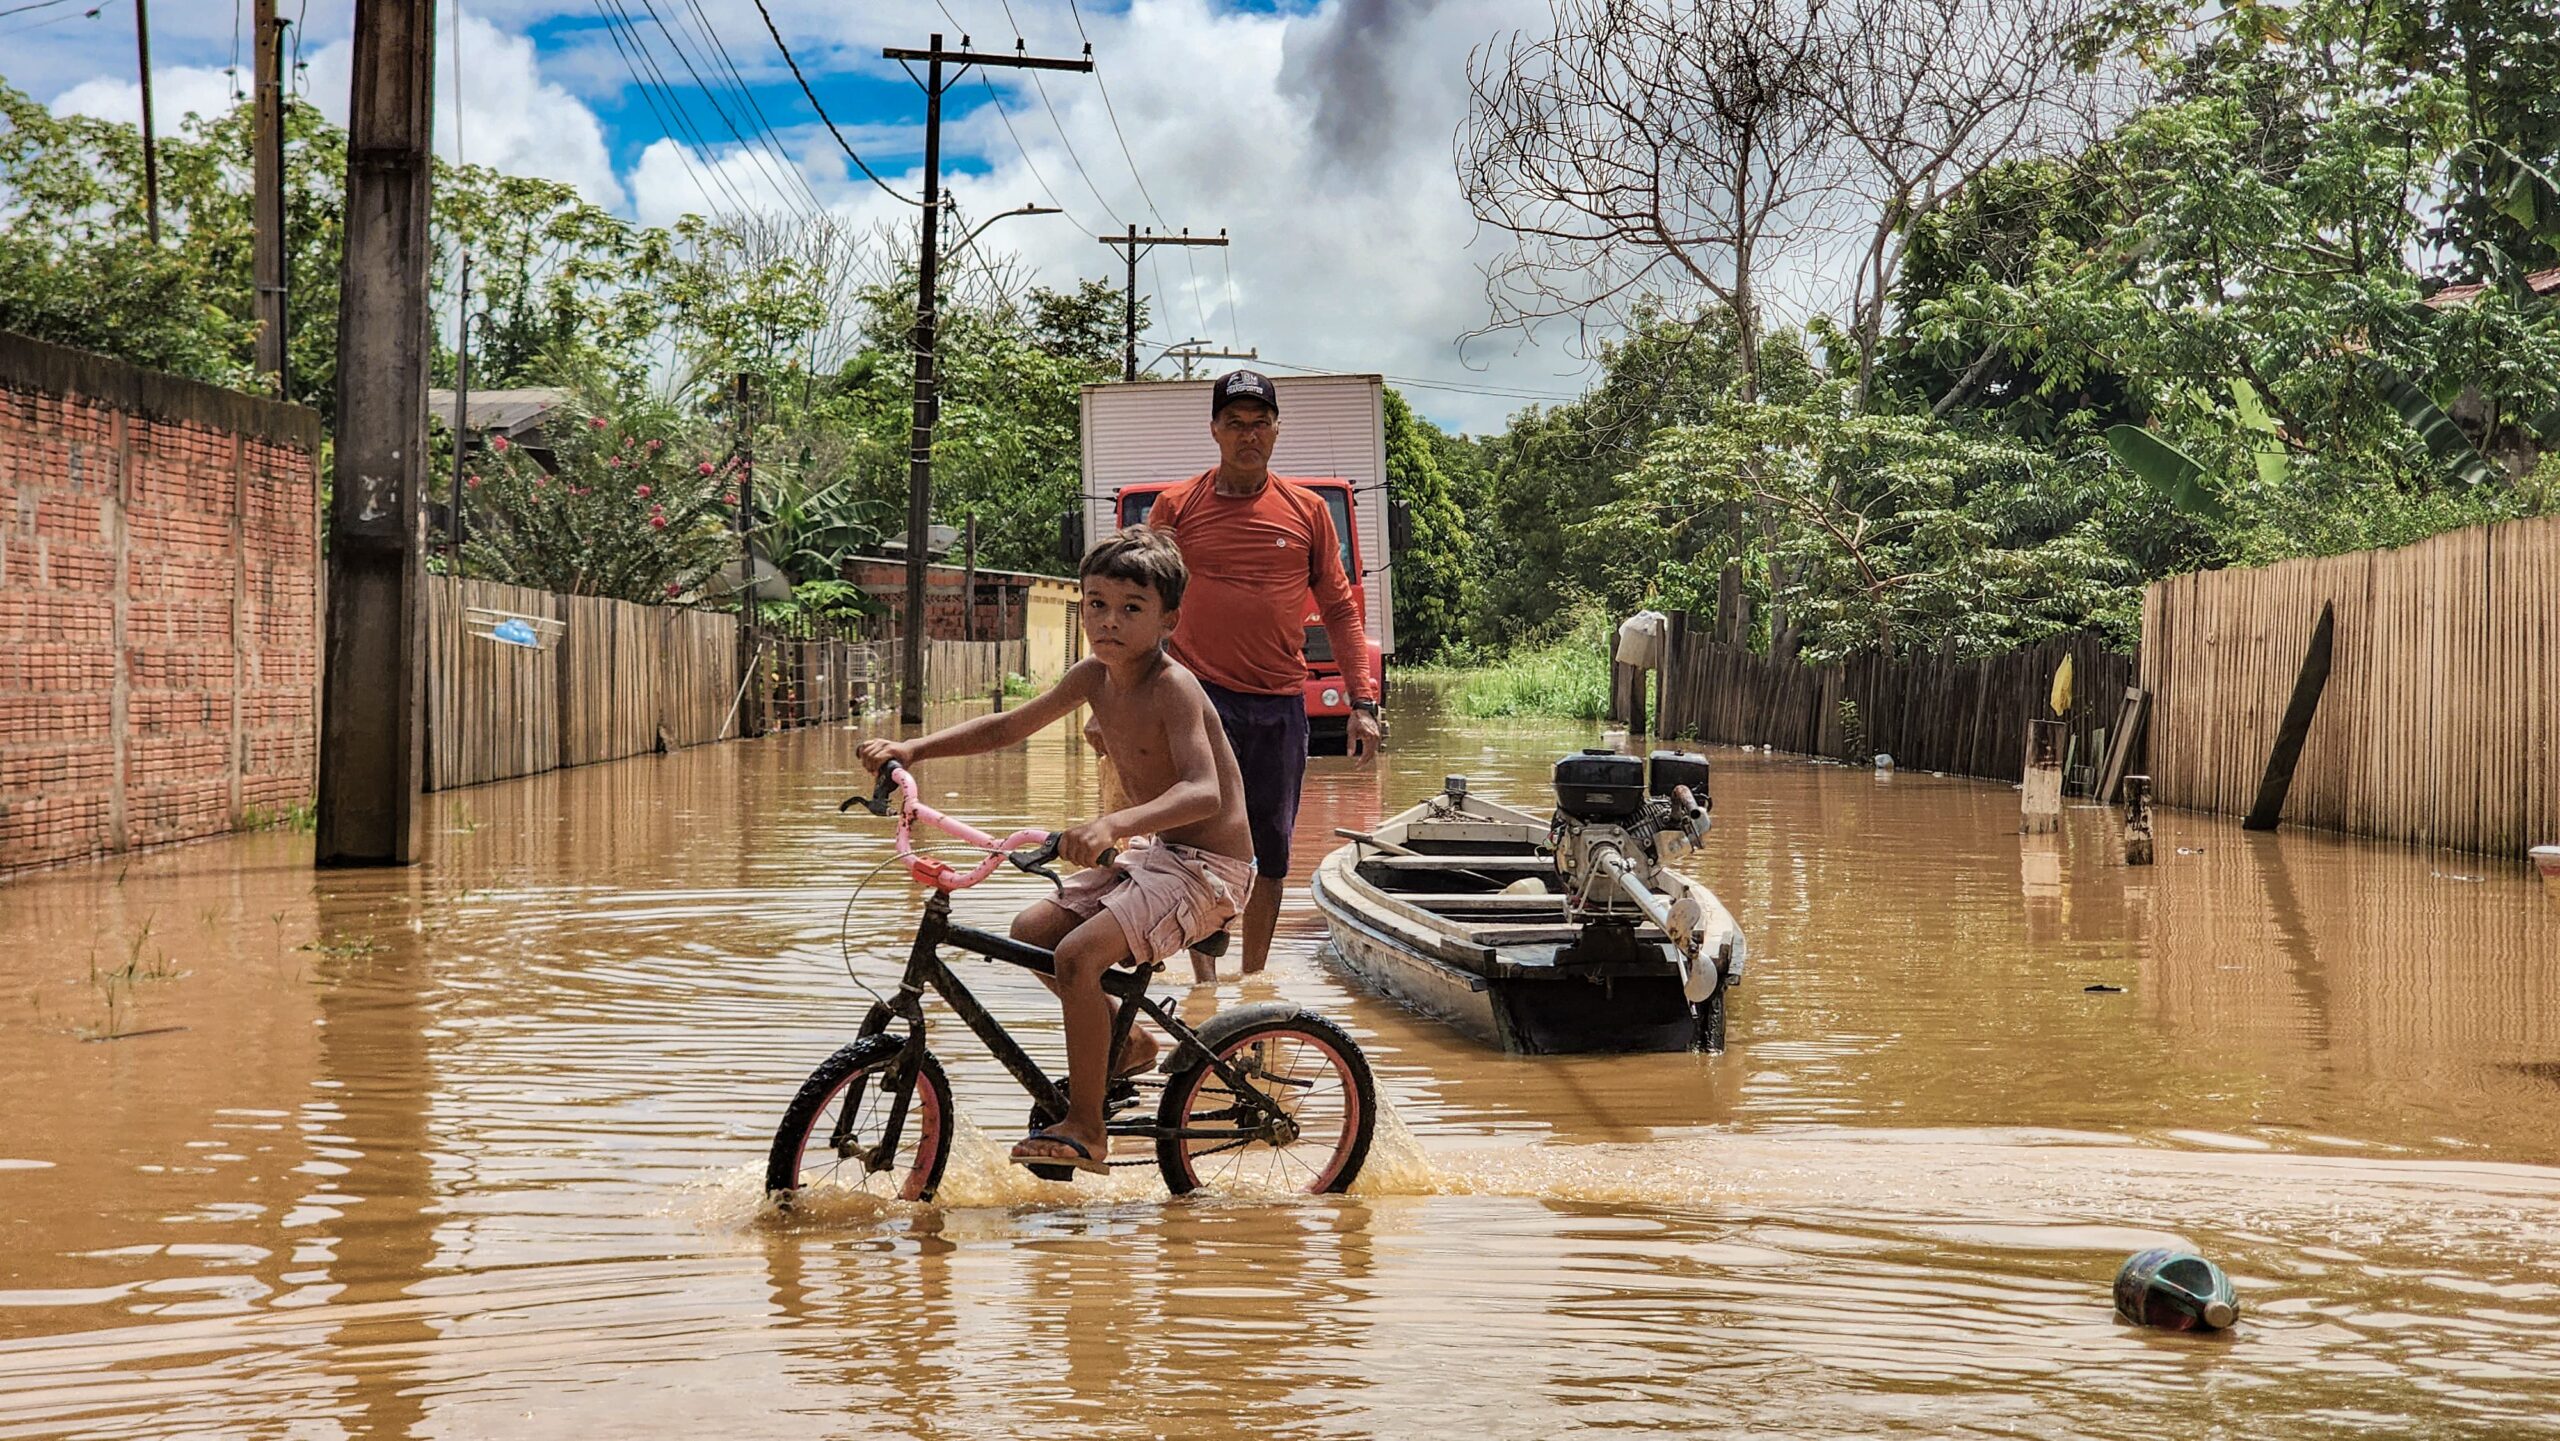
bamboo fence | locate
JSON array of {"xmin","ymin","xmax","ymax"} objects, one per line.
[
  {"xmin": 424, "ymin": 576, "xmax": 742, "ymax": 790},
  {"xmin": 424, "ymin": 577, "xmax": 1034, "ymax": 791},
  {"xmin": 1652, "ymin": 629, "xmax": 2135, "ymax": 785},
  {"xmin": 2140, "ymin": 513, "xmax": 2560, "ymax": 857}
]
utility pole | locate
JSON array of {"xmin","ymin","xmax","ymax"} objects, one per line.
[
  {"xmin": 733, "ymin": 372, "xmax": 759, "ymax": 738},
  {"xmin": 134, "ymin": 0, "xmax": 161, "ymax": 246},
  {"xmin": 253, "ymin": 0, "xmax": 290, "ymax": 395},
  {"xmin": 316, "ymin": 0, "xmax": 434, "ymax": 868},
  {"xmin": 885, "ymin": 33, "xmax": 1092, "ymax": 724},
  {"xmin": 1098, "ymin": 226, "xmax": 1228, "ymax": 382},
  {"xmin": 1167, "ymin": 341, "xmax": 1257, "ymax": 381},
  {"xmin": 1155, "ymin": 338, "xmax": 1212, "ymax": 381}
]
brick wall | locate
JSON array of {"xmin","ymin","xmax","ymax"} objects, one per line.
[{"xmin": 0, "ymin": 332, "xmax": 321, "ymax": 871}]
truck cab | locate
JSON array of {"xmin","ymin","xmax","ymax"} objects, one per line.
[{"xmin": 1113, "ymin": 478, "xmax": 1386, "ymax": 755}]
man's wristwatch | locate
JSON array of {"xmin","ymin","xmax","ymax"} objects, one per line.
[{"xmin": 1350, "ymin": 698, "xmax": 1382, "ymax": 718}]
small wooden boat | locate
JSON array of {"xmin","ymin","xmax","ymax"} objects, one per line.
[
  {"xmin": 1311, "ymin": 770, "xmax": 1746, "ymax": 1054},
  {"xmin": 2534, "ymin": 845, "xmax": 2559, "ymax": 901}
]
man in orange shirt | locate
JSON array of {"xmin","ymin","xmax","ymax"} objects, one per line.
[{"xmin": 1145, "ymin": 371, "xmax": 1381, "ymax": 978}]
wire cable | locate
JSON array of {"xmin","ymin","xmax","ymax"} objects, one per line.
[
  {"xmin": 1253, "ymin": 355, "xmax": 1581, "ymax": 402},
  {"xmin": 678, "ymin": 0, "xmax": 828, "ymax": 215},
  {"xmin": 593, "ymin": 0, "xmax": 751, "ymax": 216},
  {"xmin": 748, "ymin": 0, "xmax": 921, "ymax": 206},
  {"xmin": 0, "ymin": 0, "xmax": 80, "ymax": 19},
  {"xmin": 450, "ymin": 0, "xmax": 466, "ymax": 171},
  {"xmin": 635, "ymin": 0, "xmax": 820, "ymax": 217},
  {"xmin": 976, "ymin": 73, "xmax": 1093, "ymax": 236},
  {"xmin": 0, "ymin": 3, "xmax": 96, "ymax": 37},
  {"xmin": 1041, "ymin": 0, "xmax": 1211, "ymax": 335}
]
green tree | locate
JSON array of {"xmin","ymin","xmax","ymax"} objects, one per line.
[{"xmin": 1381, "ymin": 388, "xmax": 1472, "ymax": 659}]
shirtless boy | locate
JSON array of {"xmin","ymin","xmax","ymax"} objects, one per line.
[{"xmin": 854, "ymin": 525, "xmax": 1256, "ymax": 1175}]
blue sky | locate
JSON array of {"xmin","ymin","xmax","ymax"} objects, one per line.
[{"xmin": 9, "ymin": 0, "xmax": 1599, "ymax": 431}]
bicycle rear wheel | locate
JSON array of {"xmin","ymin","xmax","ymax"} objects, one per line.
[
  {"xmin": 767, "ymin": 1036, "xmax": 953, "ymax": 1206},
  {"xmin": 1155, "ymin": 1012, "xmax": 1374, "ymax": 1196}
]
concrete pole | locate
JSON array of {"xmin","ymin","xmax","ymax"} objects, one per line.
[
  {"xmin": 253, "ymin": 0, "xmax": 289, "ymax": 394},
  {"xmin": 315, "ymin": 0, "xmax": 434, "ymax": 868}
]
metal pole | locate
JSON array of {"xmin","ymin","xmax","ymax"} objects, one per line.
[
  {"xmin": 135, "ymin": 0, "xmax": 162, "ymax": 246},
  {"xmin": 316, "ymin": 0, "xmax": 434, "ymax": 867},
  {"xmin": 961, "ymin": 514, "xmax": 977, "ymax": 644},
  {"xmin": 446, "ymin": 250, "xmax": 472, "ymax": 568},
  {"xmin": 899, "ymin": 35, "xmax": 945, "ymax": 725},
  {"xmin": 735, "ymin": 371, "xmax": 759, "ymax": 738}
]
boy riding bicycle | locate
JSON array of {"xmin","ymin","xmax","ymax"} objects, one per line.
[{"xmin": 855, "ymin": 525, "xmax": 1256, "ymax": 1175}]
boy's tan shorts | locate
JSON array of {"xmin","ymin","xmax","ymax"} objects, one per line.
[{"xmin": 1050, "ymin": 841, "xmax": 1254, "ymax": 967}]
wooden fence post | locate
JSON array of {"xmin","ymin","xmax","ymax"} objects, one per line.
[
  {"xmin": 1606, "ymin": 626, "xmax": 1624, "ymax": 724},
  {"xmin": 2123, "ymin": 774, "xmax": 2155, "ymax": 865},
  {"xmin": 2243, "ymin": 600, "xmax": 2336, "ymax": 832},
  {"xmin": 2022, "ymin": 718, "xmax": 2065, "ymax": 833},
  {"xmin": 1660, "ymin": 610, "xmax": 1689, "ymax": 738}
]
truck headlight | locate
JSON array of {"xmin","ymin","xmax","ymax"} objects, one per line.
[{"xmin": 1321, "ymin": 687, "xmax": 1341, "ymax": 708}]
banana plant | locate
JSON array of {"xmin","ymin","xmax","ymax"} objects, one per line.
[{"xmin": 2104, "ymin": 425, "xmax": 2232, "ymax": 523}]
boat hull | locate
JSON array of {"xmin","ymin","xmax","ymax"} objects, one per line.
[{"xmin": 1309, "ymin": 791, "xmax": 1738, "ymax": 1056}]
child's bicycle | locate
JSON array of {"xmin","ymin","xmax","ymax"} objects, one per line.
[{"xmin": 765, "ymin": 760, "xmax": 1377, "ymax": 1207}]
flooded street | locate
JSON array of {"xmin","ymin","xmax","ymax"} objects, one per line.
[{"xmin": 6, "ymin": 689, "xmax": 2559, "ymax": 1438}]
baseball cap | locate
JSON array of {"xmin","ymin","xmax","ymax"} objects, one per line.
[{"xmin": 1211, "ymin": 369, "xmax": 1280, "ymax": 418}]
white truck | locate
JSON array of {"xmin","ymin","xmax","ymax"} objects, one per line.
[{"xmin": 1069, "ymin": 373, "xmax": 1402, "ymax": 753}]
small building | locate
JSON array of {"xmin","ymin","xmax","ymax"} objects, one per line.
[{"xmin": 840, "ymin": 558, "xmax": 1087, "ymax": 686}]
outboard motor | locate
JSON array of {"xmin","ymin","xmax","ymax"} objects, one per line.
[
  {"xmin": 1549, "ymin": 748, "xmax": 1721, "ymax": 1002},
  {"xmin": 1550, "ymin": 748, "xmax": 1712, "ymax": 911}
]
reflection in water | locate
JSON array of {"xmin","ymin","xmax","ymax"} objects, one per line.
[{"xmin": 3, "ymin": 687, "xmax": 2559, "ymax": 1436}]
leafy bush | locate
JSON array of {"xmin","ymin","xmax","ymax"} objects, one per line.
[{"xmin": 460, "ymin": 391, "xmax": 736, "ymax": 600}]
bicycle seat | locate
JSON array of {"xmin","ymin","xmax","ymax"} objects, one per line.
[{"xmin": 1190, "ymin": 929, "xmax": 1231, "ymax": 959}]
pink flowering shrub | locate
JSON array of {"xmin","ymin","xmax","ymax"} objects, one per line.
[{"xmin": 458, "ymin": 391, "xmax": 735, "ymax": 601}]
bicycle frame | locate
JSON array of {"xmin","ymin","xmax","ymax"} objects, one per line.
[{"xmin": 831, "ymin": 888, "xmax": 1300, "ymax": 1175}]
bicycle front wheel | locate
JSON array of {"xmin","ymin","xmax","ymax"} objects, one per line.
[
  {"xmin": 767, "ymin": 1036, "xmax": 953, "ymax": 1206},
  {"xmin": 1155, "ymin": 1012, "xmax": 1375, "ymax": 1197}
]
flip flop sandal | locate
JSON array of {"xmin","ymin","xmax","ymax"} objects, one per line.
[{"xmin": 1011, "ymin": 1127, "xmax": 1108, "ymax": 1177}]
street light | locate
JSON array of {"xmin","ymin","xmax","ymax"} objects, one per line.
[{"xmin": 942, "ymin": 200, "xmax": 1062, "ymax": 272}]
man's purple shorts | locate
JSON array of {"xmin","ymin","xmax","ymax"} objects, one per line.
[{"xmin": 1201, "ymin": 680, "xmax": 1307, "ymax": 879}]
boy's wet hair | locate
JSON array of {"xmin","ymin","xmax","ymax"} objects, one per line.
[{"xmin": 1080, "ymin": 523, "xmax": 1187, "ymax": 611}]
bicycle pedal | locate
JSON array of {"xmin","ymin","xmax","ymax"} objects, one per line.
[{"xmin": 1025, "ymin": 1161, "xmax": 1077, "ymax": 1183}]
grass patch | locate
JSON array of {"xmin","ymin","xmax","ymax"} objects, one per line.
[
  {"xmin": 235, "ymin": 800, "xmax": 317, "ymax": 833},
  {"xmin": 1406, "ymin": 616, "xmax": 1613, "ymax": 721}
]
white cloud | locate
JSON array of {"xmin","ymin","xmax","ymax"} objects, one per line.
[
  {"xmin": 33, "ymin": 0, "xmax": 1599, "ymax": 430},
  {"xmin": 50, "ymin": 64, "xmax": 238, "ymax": 135},
  {"xmin": 797, "ymin": 0, "xmax": 1580, "ymax": 432}
]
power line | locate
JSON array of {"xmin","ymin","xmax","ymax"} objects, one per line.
[
  {"xmin": 1219, "ymin": 244, "xmax": 1242, "ymax": 348},
  {"xmin": 0, "ymin": 2, "xmax": 96, "ymax": 36},
  {"xmin": 630, "ymin": 0, "xmax": 812, "ymax": 216},
  {"xmin": 747, "ymin": 0, "xmax": 920, "ymax": 206},
  {"xmin": 978, "ymin": 73, "xmax": 1093, "ymax": 235},
  {"xmin": 634, "ymin": 0, "xmax": 821, "ymax": 216},
  {"xmin": 0, "ymin": 0, "xmax": 80, "ymax": 19},
  {"xmin": 1253, "ymin": 356, "xmax": 1581, "ymax": 402},
  {"xmin": 1042, "ymin": 0, "xmax": 1212, "ymax": 335},
  {"xmin": 592, "ymin": 0, "xmax": 754, "ymax": 216},
  {"xmin": 678, "ymin": 0, "xmax": 828, "ymax": 214}
]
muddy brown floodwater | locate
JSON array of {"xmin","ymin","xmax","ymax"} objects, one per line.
[{"xmin": 5, "ymin": 686, "xmax": 2559, "ymax": 1437}]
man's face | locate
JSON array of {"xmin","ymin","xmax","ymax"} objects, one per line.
[
  {"xmin": 1081, "ymin": 573, "xmax": 1175, "ymax": 657},
  {"xmin": 1211, "ymin": 401, "xmax": 1279, "ymax": 473}
]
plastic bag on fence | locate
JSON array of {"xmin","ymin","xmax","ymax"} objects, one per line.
[{"xmin": 1616, "ymin": 610, "xmax": 1671, "ymax": 671}]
